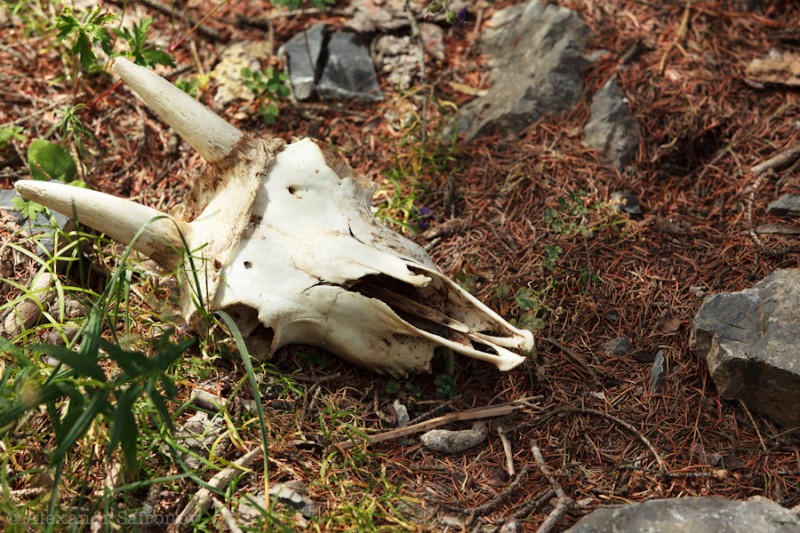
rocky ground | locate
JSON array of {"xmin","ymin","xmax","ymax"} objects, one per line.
[{"xmin": 2, "ymin": 0, "xmax": 800, "ymax": 531}]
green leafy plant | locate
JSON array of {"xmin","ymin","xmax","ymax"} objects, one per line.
[
  {"xmin": 513, "ymin": 286, "xmax": 546, "ymax": 333},
  {"xmin": 543, "ymin": 190, "xmax": 591, "ymax": 236},
  {"xmin": 50, "ymin": 103, "xmax": 95, "ymax": 155},
  {"xmin": 241, "ymin": 66, "xmax": 291, "ymax": 125},
  {"xmin": 114, "ymin": 17, "xmax": 175, "ymax": 69},
  {"xmin": 10, "ymin": 197, "xmax": 47, "ymax": 222},
  {"xmin": 0, "ymin": 125, "xmax": 25, "ymax": 149},
  {"xmin": 0, "ymin": 238, "xmax": 193, "ymax": 473},
  {"xmin": 542, "ymin": 244, "xmax": 563, "ymax": 273},
  {"xmin": 55, "ymin": 6, "xmax": 116, "ymax": 73},
  {"xmin": 375, "ymin": 96, "xmax": 460, "ymax": 232},
  {"xmin": 176, "ymin": 72, "xmax": 212, "ymax": 99},
  {"xmin": 26, "ymin": 139, "xmax": 77, "ymax": 182}
]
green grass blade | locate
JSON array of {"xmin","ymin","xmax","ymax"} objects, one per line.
[
  {"xmin": 30, "ymin": 344, "xmax": 106, "ymax": 382},
  {"xmin": 215, "ymin": 310, "xmax": 270, "ymax": 495}
]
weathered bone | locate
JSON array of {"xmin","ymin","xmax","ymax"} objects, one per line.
[{"xmin": 14, "ymin": 57, "xmax": 533, "ymax": 376}]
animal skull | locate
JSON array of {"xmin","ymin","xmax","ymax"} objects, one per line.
[{"xmin": 15, "ymin": 58, "xmax": 533, "ymax": 376}]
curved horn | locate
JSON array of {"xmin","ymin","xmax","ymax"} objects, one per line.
[
  {"xmin": 15, "ymin": 180, "xmax": 188, "ymax": 269},
  {"xmin": 112, "ymin": 57, "xmax": 244, "ymax": 163}
]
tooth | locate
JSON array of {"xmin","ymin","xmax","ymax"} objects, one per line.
[
  {"xmin": 15, "ymin": 180, "xmax": 188, "ymax": 269},
  {"xmin": 112, "ymin": 57, "xmax": 244, "ymax": 163}
]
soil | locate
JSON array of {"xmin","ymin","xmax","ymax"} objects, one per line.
[{"xmin": 2, "ymin": 0, "xmax": 800, "ymax": 530}]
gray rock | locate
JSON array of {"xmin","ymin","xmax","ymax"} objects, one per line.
[
  {"xmin": 393, "ymin": 399, "xmax": 410, "ymax": 427},
  {"xmin": 240, "ymin": 483, "xmax": 320, "ymax": 519},
  {"xmin": 610, "ymin": 191, "xmax": 642, "ymax": 215},
  {"xmin": 373, "ymin": 34, "xmax": 417, "ymax": 91},
  {"xmin": 346, "ymin": 0, "xmax": 467, "ymax": 33},
  {"xmin": 584, "ymin": 78, "xmax": 641, "ymax": 168},
  {"xmin": 603, "ymin": 337, "xmax": 632, "ymax": 356},
  {"xmin": 371, "ymin": 24, "xmax": 443, "ymax": 92},
  {"xmin": 690, "ymin": 269, "xmax": 800, "ymax": 434},
  {"xmin": 421, "ymin": 422, "xmax": 487, "ymax": 454},
  {"xmin": 318, "ymin": 32, "xmax": 383, "ymax": 102},
  {"xmin": 650, "ymin": 349, "xmax": 665, "ymax": 392},
  {"xmin": 278, "ymin": 23, "xmax": 326, "ymax": 101},
  {"xmin": 566, "ymin": 496, "xmax": 800, "ymax": 533},
  {"xmin": 451, "ymin": 0, "xmax": 589, "ymax": 139},
  {"xmin": 1, "ymin": 187, "xmax": 71, "ymax": 254},
  {"xmin": 174, "ymin": 411, "xmax": 228, "ymax": 470},
  {"xmin": 767, "ymin": 194, "xmax": 800, "ymax": 217}
]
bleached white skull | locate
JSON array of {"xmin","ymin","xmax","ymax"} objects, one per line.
[{"xmin": 15, "ymin": 58, "xmax": 533, "ymax": 376}]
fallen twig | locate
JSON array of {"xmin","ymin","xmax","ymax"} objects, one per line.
[
  {"xmin": 531, "ymin": 439, "xmax": 573, "ymax": 533},
  {"xmin": 498, "ymin": 425, "xmax": 515, "ymax": 476},
  {"xmin": 509, "ymin": 488, "xmax": 555, "ymax": 520},
  {"xmin": 171, "ymin": 445, "xmax": 264, "ymax": 530},
  {"xmin": 752, "ymin": 145, "xmax": 800, "ymax": 176},
  {"xmin": 336, "ymin": 399, "xmax": 536, "ymax": 450},
  {"xmin": 212, "ymin": 497, "xmax": 244, "ymax": 533},
  {"xmin": 0, "ymin": 270, "xmax": 56, "ymax": 338}
]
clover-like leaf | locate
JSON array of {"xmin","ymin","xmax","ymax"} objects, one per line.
[{"xmin": 27, "ymin": 139, "xmax": 77, "ymax": 182}]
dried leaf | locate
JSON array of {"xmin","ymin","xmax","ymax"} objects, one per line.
[{"xmin": 657, "ymin": 316, "xmax": 682, "ymax": 333}]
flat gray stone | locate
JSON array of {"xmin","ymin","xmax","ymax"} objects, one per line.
[
  {"xmin": 278, "ymin": 23, "xmax": 326, "ymax": 101},
  {"xmin": 584, "ymin": 78, "xmax": 640, "ymax": 168},
  {"xmin": 346, "ymin": 0, "xmax": 467, "ymax": 33},
  {"xmin": 690, "ymin": 269, "xmax": 800, "ymax": 433},
  {"xmin": 603, "ymin": 337, "xmax": 633, "ymax": 356},
  {"xmin": 567, "ymin": 496, "xmax": 800, "ymax": 533},
  {"xmin": 420, "ymin": 422, "xmax": 487, "ymax": 454},
  {"xmin": 767, "ymin": 194, "xmax": 800, "ymax": 217},
  {"xmin": 1, "ymin": 187, "xmax": 71, "ymax": 255},
  {"xmin": 318, "ymin": 32, "xmax": 383, "ymax": 102},
  {"xmin": 451, "ymin": 0, "xmax": 589, "ymax": 139}
]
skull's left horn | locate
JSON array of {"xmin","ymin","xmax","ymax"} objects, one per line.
[
  {"xmin": 113, "ymin": 57, "xmax": 244, "ymax": 163},
  {"xmin": 14, "ymin": 180, "xmax": 188, "ymax": 269}
]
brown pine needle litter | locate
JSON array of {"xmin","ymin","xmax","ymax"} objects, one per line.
[{"xmin": 2, "ymin": 0, "xmax": 800, "ymax": 530}]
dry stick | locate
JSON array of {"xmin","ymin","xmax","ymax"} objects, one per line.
[
  {"xmin": 751, "ymin": 145, "xmax": 800, "ymax": 176},
  {"xmin": 172, "ymin": 445, "xmax": 264, "ymax": 529},
  {"xmin": 560, "ymin": 407, "xmax": 668, "ymax": 472},
  {"xmin": 211, "ymin": 498, "xmax": 245, "ymax": 533},
  {"xmin": 406, "ymin": 395, "xmax": 463, "ymax": 426},
  {"xmin": 0, "ymin": 271, "xmax": 56, "ymax": 338},
  {"xmin": 755, "ymin": 224, "xmax": 800, "ymax": 236},
  {"xmin": 497, "ymin": 425, "xmax": 516, "ymax": 476},
  {"xmin": 747, "ymin": 144, "xmax": 800, "ymax": 256},
  {"xmin": 9, "ymin": 487, "xmax": 49, "ymax": 500},
  {"xmin": 509, "ymin": 488, "xmax": 555, "ymax": 520},
  {"xmin": 336, "ymin": 401, "xmax": 529, "ymax": 450},
  {"xmin": 531, "ymin": 440, "xmax": 573, "ymax": 533}
]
